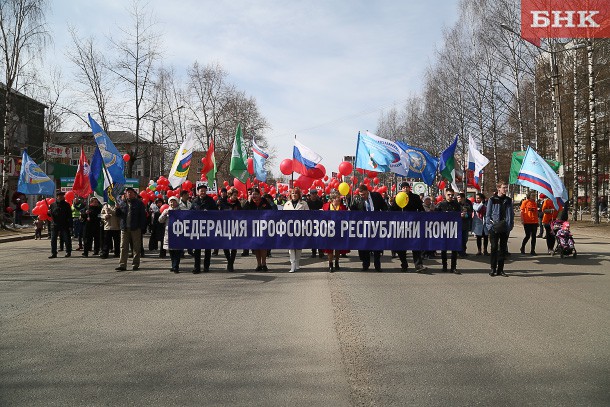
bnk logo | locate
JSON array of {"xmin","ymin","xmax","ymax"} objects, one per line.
[{"xmin": 521, "ymin": 0, "xmax": 610, "ymax": 46}]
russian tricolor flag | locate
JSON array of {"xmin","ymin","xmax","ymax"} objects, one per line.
[{"xmin": 292, "ymin": 139, "xmax": 322, "ymax": 176}]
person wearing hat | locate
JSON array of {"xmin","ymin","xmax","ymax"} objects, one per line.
[
  {"xmin": 191, "ymin": 183, "xmax": 218, "ymax": 273},
  {"xmin": 159, "ymin": 196, "xmax": 182, "ymax": 273},
  {"xmin": 48, "ymin": 191, "xmax": 73, "ymax": 258},
  {"xmin": 115, "ymin": 187, "xmax": 147, "ymax": 271},
  {"xmin": 391, "ymin": 182, "xmax": 426, "ymax": 272}
]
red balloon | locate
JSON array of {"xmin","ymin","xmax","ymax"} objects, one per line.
[
  {"xmin": 438, "ymin": 180, "xmax": 446, "ymax": 190},
  {"xmin": 159, "ymin": 204, "xmax": 169, "ymax": 212},
  {"xmin": 20, "ymin": 203, "xmax": 30, "ymax": 211},
  {"xmin": 123, "ymin": 154, "xmax": 130, "ymax": 162},
  {"xmin": 367, "ymin": 170, "xmax": 377, "ymax": 179},
  {"xmin": 363, "ymin": 178, "xmax": 370, "ymax": 185},
  {"xmin": 391, "ymin": 184, "xmax": 396, "ymax": 191},
  {"xmin": 356, "ymin": 168, "xmax": 364, "ymax": 174},
  {"xmin": 351, "ymin": 176, "xmax": 358, "ymax": 184},
  {"xmin": 182, "ymin": 180, "xmax": 193, "ymax": 191},
  {"xmin": 338, "ymin": 161, "xmax": 353, "ymax": 176},
  {"xmin": 64, "ymin": 190, "xmax": 75, "ymax": 202},
  {"xmin": 373, "ymin": 177, "xmax": 380, "ymax": 185},
  {"xmin": 436, "ymin": 195, "xmax": 443, "ymax": 203},
  {"xmin": 6, "ymin": 206, "xmax": 14, "ymax": 214},
  {"xmin": 469, "ymin": 196, "xmax": 475, "ymax": 203},
  {"xmin": 223, "ymin": 180, "xmax": 229, "ymax": 186},
  {"xmin": 323, "ymin": 175, "xmax": 329, "ymax": 182},
  {"xmin": 280, "ymin": 159, "xmax": 293, "ymax": 175},
  {"xmin": 247, "ymin": 157, "xmax": 254, "ymax": 175}
]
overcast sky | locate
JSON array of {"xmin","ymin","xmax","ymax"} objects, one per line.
[{"xmin": 47, "ymin": 0, "xmax": 460, "ymax": 177}]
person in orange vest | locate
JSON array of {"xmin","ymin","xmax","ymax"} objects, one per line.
[
  {"xmin": 541, "ymin": 194, "xmax": 562, "ymax": 254},
  {"xmin": 520, "ymin": 190, "xmax": 539, "ymax": 255}
]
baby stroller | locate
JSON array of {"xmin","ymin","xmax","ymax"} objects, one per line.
[{"xmin": 551, "ymin": 220, "xmax": 577, "ymax": 258}]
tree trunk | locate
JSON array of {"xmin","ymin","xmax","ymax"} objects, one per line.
[{"xmin": 587, "ymin": 39, "xmax": 599, "ymax": 224}]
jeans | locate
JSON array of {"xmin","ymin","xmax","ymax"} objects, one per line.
[
  {"xmin": 490, "ymin": 231, "xmax": 509, "ymax": 271},
  {"xmin": 169, "ymin": 250, "xmax": 182, "ymax": 270}
]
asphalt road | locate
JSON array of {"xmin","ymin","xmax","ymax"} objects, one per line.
[{"xmin": 1, "ymin": 229, "xmax": 609, "ymax": 406}]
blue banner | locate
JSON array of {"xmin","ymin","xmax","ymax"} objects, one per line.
[{"xmin": 168, "ymin": 210, "xmax": 462, "ymax": 251}]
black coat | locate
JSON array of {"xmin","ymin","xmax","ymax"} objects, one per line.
[
  {"xmin": 390, "ymin": 192, "xmax": 424, "ymax": 212},
  {"xmin": 48, "ymin": 200, "xmax": 73, "ymax": 229},
  {"xmin": 116, "ymin": 198, "xmax": 147, "ymax": 231},
  {"xmin": 436, "ymin": 199, "xmax": 461, "ymax": 213},
  {"xmin": 350, "ymin": 191, "xmax": 388, "ymax": 212},
  {"xmin": 192, "ymin": 195, "xmax": 218, "ymax": 211}
]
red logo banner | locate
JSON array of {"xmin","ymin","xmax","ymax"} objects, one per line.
[{"xmin": 521, "ymin": 0, "xmax": 610, "ymax": 46}]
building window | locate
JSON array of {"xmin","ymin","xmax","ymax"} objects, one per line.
[
  {"xmin": 71, "ymin": 159, "xmax": 79, "ymax": 166},
  {"xmin": 72, "ymin": 147, "xmax": 79, "ymax": 154}
]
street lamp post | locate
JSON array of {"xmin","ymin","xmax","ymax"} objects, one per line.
[{"xmin": 499, "ymin": 24, "xmax": 585, "ymax": 183}]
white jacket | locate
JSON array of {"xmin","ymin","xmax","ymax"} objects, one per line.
[{"xmin": 283, "ymin": 200, "xmax": 309, "ymax": 211}]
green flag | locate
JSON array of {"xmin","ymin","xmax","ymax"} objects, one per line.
[
  {"xmin": 230, "ymin": 123, "xmax": 249, "ymax": 183},
  {"xmin": 509, "ymin": 151, "xmax": 561, "ymax": 184}
]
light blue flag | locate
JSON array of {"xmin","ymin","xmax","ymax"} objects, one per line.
[
  {"xmin": 17, "ymin": 150, "xmax": 55, "ymax": 196},
  {"xmin": 395, "ymin": 141, "xmax": 439, "ymax": 186},
  {"xmin": 355, "ymin": 131, "xmax": 408, "ymax": 173},
  {"xmin": 252, "ymin": 140, "xmax": 269, "ymax": 182},
  {"xmin": 88, "ymin": 114, "xmax": 125, "ymax": 200},
  {"xmin": 515, "ymin": 146, "xmax": 568, "ymax": 210}
]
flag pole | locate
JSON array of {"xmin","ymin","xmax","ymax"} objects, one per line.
[{"xmin": 291, "ymin": 135, "xmax": 295, "ymax": 188}]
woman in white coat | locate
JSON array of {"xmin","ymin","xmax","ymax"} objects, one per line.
[{"xmin": 283, "ymin": 187, "xmax": 309, "ymax": 272}]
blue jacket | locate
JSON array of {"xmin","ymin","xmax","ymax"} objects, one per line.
[{"xmin": 484, "ymin": 195, "xmax": 514, "ymax": 233}]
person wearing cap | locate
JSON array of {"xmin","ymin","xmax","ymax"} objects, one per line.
[
  {"xmin": 160, "ymin": 196, "xmax": 183, "ymax": 273},
  {"xmin": 306, "ymin": 188, "xmax": 324, "ymax": 258},
  {"xmin": 190, "ymin": 183, "xmax": 217, "ymax": 273},
  {"xmin": 48, "ymin": 191, "xmax": 73, "ymax": 258},
  {"xmin": 391, "ymin": 182, "xmax": 426, "ymax": 272},
  {"xmin": 283, "ymin": 187, "xmax": 309, "ymax": 272},
  {"xmin": 350, "ymin": 184, "xmax": 388, "ymax": 271},
  {"xmin": 115, "ymin": 187, "xmax": 147, "ymax": 271}
]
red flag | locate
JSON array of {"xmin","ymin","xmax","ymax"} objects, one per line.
[
  {"xmin": 72, "ymin": 145, "xmax": 92, "ymax": 197},
  {"xmin": 201, "ymin": 139, "xmax": 216, "ymax": 181}
]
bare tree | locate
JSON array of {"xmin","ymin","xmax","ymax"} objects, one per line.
[
  {"xmin": 66, "ymin": 26, "xmax": 115, "ymax": 132},
  {"xmin": 109, "ymin": 0, "xmax": 162, "ymax": 177},
  {"xmin": 0, "ymin": 0, "xmax": 48, "ymax": 227}
]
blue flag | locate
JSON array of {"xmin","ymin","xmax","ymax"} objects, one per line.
[
  {"xmin": 355, "ymin": 131, "xmax": 410, "ymax": 174},
  {"xmin": 17, "ymin": 150, "xmax": 55, "ymax": 196},
  {"xmin": 88, "ymin": 114, "xmax": 125, "ymax": 200},
  {"xmin": 252, "ymin": 140, "xmax": 269, "ymax": 182},
  {"xmin": 395, "ymin": 141, "xmax": 439, "ymax": 186},
  {"xmin": 515, "ymin": 147, "xmax": 568, "ymax": 210}
]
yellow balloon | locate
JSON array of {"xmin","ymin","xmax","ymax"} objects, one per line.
[
  {"xmin": 338, "ymin": 182, "xmax": 350, "ymax": 196},
  {"xmin": 396, "ymin": 191, "xmax": 409, "ymax": 208}
]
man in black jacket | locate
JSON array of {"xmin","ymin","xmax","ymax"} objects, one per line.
[
  {"xmin": 350, "ymin": 184, "xmax": 388, "ymax": 271},
  {"xmin": 191, "ymin": 183, "xmax": 218, "ymax": 273},
  {"xmin": 436, "ymin": 188, "xmax": 461, "ymax": 274},
  {"xmin": 391, "ymin": 182, "xmax": 426, "ymax": 272},
  {"xmin": 115, "ymin": 187, "xmax": 147, "ymax": 271},
  {"xmin": 48, "ymin": 191, "xmax": 73, "ymax": 258}
]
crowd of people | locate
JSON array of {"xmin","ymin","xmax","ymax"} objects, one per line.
[{"xmin": 40, "ymin": 179, "xmax": 567, "ymax": 277}]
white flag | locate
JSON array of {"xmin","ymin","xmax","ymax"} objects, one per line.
[{"xmin": 168, "ymin": 134, "xmax": 195, "ymax": 188}]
